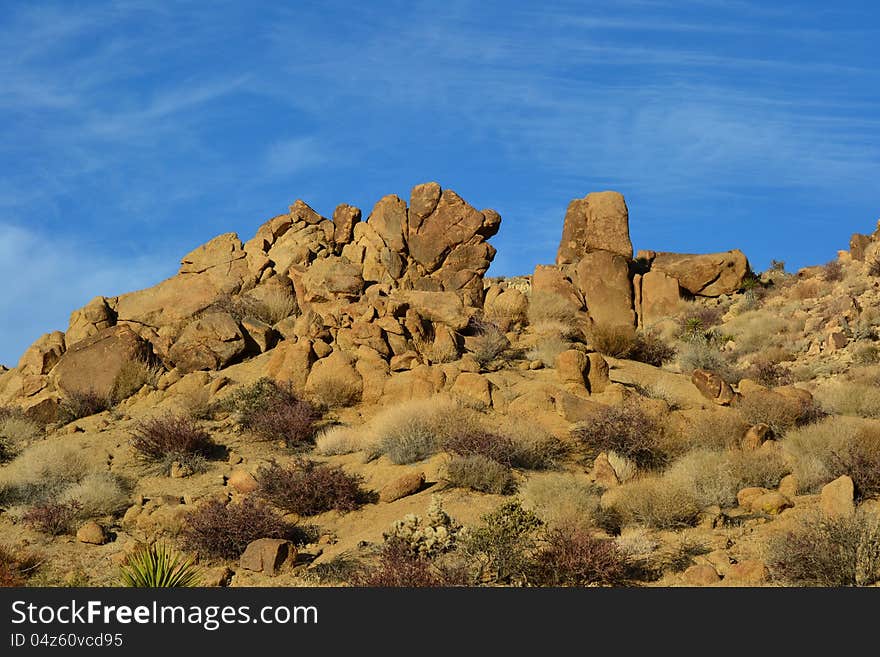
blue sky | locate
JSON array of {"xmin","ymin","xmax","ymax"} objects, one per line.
[{"xmin": 1, "ymin": 0, "xmax": 878, "ymax": 365}]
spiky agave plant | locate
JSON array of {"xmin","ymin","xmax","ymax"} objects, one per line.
[{"xmin": 119, "ymin": 543, "xmax": 201, "ymax": 587}]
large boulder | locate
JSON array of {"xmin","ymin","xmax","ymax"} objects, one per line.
[
  {"xmin": 17, "ymin": 331, "xmax": 66, "ymax": 376},
  {"xmin": 575, "ymin": 250, "xmax": 635, "ymax": 328},
  {"xmin": 295, "ymin": 255, "xmax": 364, "ymax": 304},
  {"xmin": 650, "ymin": 250, "xmax": 750, "ymax": 297},
  {"xmin": 52, "ymin": 325, "xmax": 151, "ymax": 398},
  {"xmin": 168, "ymin": 313, "xmax": 246, "ymax": 373},
  {"xmin": 556, "ymin": 191, "xmax": 633, "ymax": 264},
  {"xmin": 66, "ymin": 297, "xmax": 116, "ymax": 346},
  {"xmin": 395, "ymin": 290, "xmax": 470, "ymax": 331},
  {"xmin": 332, "ymin": 203, "xmax": 361, "ymax": 248}
]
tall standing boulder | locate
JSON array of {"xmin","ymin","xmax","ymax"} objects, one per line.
[
  {"xmin": 638, "ymin": 270, "xmax": 682, "ymax": 327},
  {"xmin": 556, "ymin": 191, "xmax": 633, "ymax": 265},
  {"xmin": 575, "ymin": 251, "xmax": 635, "ymax": 328}
]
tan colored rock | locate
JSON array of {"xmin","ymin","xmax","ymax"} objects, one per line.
[
  {"xmin": 650, "ymin": 250, "xmax": 750, "ymax": 297},
  {"xmin": 691, "ymin": 369, "xmax": 735, "ymax": 405},
  {"xmin": 749, "ymin": 491, "xmax": 793, "ymax": 515},
  {"xmin": 555, "ymin": 349, "xmax": 588, "ymax": 387},
  {"xmin": 826, "ymin": 331, "xmax": 847, "ymax": 351},
  {"xmin": 590, "ymin": 452, "xmax": 620, "ymax": 488},
  {"xmin": 409, "ymin": 182, "xmax": 442, "ymax": 225},
  {"xmin": 239, "ymin": 538, "xmax": 295, "ymax": 576},
  {"xmin": 737, "ymin": 487, "xmax": 769, "ymax": 509},
  {"xmin": 380, "ymin": 471, "xmax": 426, "ymax": 503},
  {"xmin": 737, "ymin": 379, "xmax": 768, "ymax": 396},
  {"xmin": 297, "ymin": 256, "xmax": 364, "ymax": 303},
  {"xmin": 725, "ymin": 560, "xmax": 767, "ymax": 585},
  {"xmin": 742, "ymin": 423, "xmax": 771, "ymax": 450},
  {"xmin": 52, "ymin": 325, "xmax": 150, "ymax": 399},
  {"xmin": 76, "ymin": 521, "xmax": 106, "ymax": 545},
  {"xmin": 778, "ymin": 474, "xmax": 799, "ymax": 499},
  {"xmin": 681, "ymin": 564, "xmax": 720, "ymax": 586},
  {"xmin": 531, "ymin": 265, "xmax": 584, "ymax": 309},
  {"xmin": 587, "ymin": 353, "xmax": 610, "ymax": 393},
  {"xmin": 485, "ymin": 287, "xmax": 528, "ymax": 325},
  {"xmin": 555, "ymin": 391, "xmax": 603, "ymax": 423},
  {"xmin": 241, "ymin": 317, "xmax": 276, "ymax": 353},
  {"xmin": 850, "ymin": 233, "xmax": 872, "ymax": 262},
  {"xmin": 431, "ymin": 326, "xmax": 460, "ymax": 363},
  {"xmin": 396, "ymin": 290, "xmax": 470, "ymax": 331},
  {"xmin": 556, "ymin": 191, "xmax": 633, "ymax": 264},
  {"xmin": 451, "ymin": 372, "xmax": 492, "ymax": 408},
  {"xmin": 332, "ymin": 203, "xmax": 361, "ymax": 247},
  {"xmin": 265, "ymin": 340, "xmax": 315, "ymax": 393},
  {"xmin": 180, "ymin": 232, "xmax": 248, "ymax": 275},
  {"xmin": 169, "ymin": 313, "xmax": 246, "ymax": 373},
  {"xmin": 201, "ymin": 566, "xmax": 233, "ymax": 587},
  {"xmin": 575, "ymin": 250, "xmax": 635, "ymax": 329},
  {"xmin": 639, "ymin": 271, "xmax": 681, "ymax": 327},
  {"xmin": 366, "ymin": 194, "xmax": 408, "ymax": 253},
  {"xmin": 66, "ymin": 297, "xmax": 115, "ymax": 346},
  {"xmin": 390, "ymin": 352, "xmax": 421, "ymax": 371},
  {"xmin": 821, "ymin": 475, "xmax": 855, "ymax": 518},
  {"xmin": 228, "ymin": 469, "xmax": 258, "ymax": 494},
  {"xmin": 304, "ymin": 350, "xmax": 363, "ymax": 404},
  {"xmin": 18, "ymin": 331, "xmax": 66, "ymax": 376}
]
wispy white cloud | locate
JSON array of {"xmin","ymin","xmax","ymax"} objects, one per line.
[{"xmin": 264, "ymin": 136, "xmax": 330, "ymax": 177}]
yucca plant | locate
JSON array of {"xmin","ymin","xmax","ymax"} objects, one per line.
[{"xmin": 119, "ymin": 543, "xmax": 201, "ymax": 587}]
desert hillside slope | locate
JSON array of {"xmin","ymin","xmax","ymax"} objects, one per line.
[{"xmin": 1, "ymin": 182, "xmax": 879, "ymax": 587}]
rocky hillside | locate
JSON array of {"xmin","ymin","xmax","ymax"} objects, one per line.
[{"xmin": 1, "ymin": 182, "xmax": 878, "ymax": 588}]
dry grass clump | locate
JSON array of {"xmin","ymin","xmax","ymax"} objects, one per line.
[
  {"xmin": 527, "ymin": 291, "xmax": 582, "ymax": 325},
  {"xmin": 572, "ymin": 399, "xmax": 668, "ymax": 469},
  {"xmin": 662, "ymin": 448, "xmax": 788, "ymax": 508},
  {"xmin": 255, "ymin": 459, "xmax": 373, "ymax": 515},
  {"xmin": 58, "ymin": 472, "xmax": 130, "ymax": 517},
  {"xmin": 814, "ymin": 381, "xmax": 880, "ymax": 418},
  {"xmin": 369, "ymin": 397, "xmax": 480, "ymax": 464},
  {"xmin": 529, "ymin": 526, "xmax": 632, "ymax": 587},
  {"xmin": 0, "ymin": 441, "xmax": 94, "ymax": 505},
  {"xmin": 722, "ymin": 310, "xmax": 805, "ymax": 356},
  {"xmin": 352, "ymin": 539, "xmax": 469, "ymax": 587},
  {"xmin": 22, "ymin": 501, "xmax": 82, "ymax": 536},
  {"xmin": 676, "ymin": 339, "xmax": 738, "ymax": 383},
  {"xmin": 521, "ymin": 474, "xmax": 602, "ymax": 530},
  {"xmin": 58, "ymin": 390, "xmax": 111, "ymax": 423},
  {"xmin": 679, "ymin": 410, "xmax": 749, "ymax": 451},
  {"xmin": 0, "ymin": 409, "xmax": 41, "ymax": 462},
  {"xmin": 0, "ymin": 544, "xmax": 41, "ymax": 587},
  {"xmin": 588, "ymin": 325, "xmax": 676, "ymax": 366},
  {"xmin": 526, "ymin": 334, "xmax": 572, "ymax": 368},
  {"xmin": 466, "ymin": 318, "xmax": 512, "ymax": 368},
  {"xmin": 445, "ymin": 455, "xmax": 517, "ymax": 495},
  {"xmin": 179, "ymin": 497, "xmax": 304, "ymax": 560},
  {"xmin": 442, "ymin": 422, "xmax": 564, "ymax": 471},
  {"xmin": 109, "ymin": 358, "xmax": 162, "ymax": 403},
  {"xmin": 221, "ymin": 378, "xmax": 320, "ymax": 448},
  {"xmin": 307, "ymin": 376, "xmax": 362, "ymax": 409},
  {"xmin": 600, "ymin": 476, "xmax": 701, "ymax": 530},
  {"xmin": 783, "ymin": 416, "xmax": 880, "ymax": 497},
  {"xmin": 788, "ymin": 279, "xmax": 824, "ymax": 300},
  {"xmin": 314, "ymin": 425, "xmax": 375, "ymax": 456},
  {"xmin": 767, "ymin": 509, "xmax": 880, "ymax": 586},
  {"xmin": 247, "ymin": 286, "xmax": 298, "ymax": 325},
  {"xmin": 734, "ymin": 392, "xmax": 823, "ymax": 439}
]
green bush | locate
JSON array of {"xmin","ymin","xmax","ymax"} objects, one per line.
[
  {"xmin": 445, "ymin": 455, "xmax": 516, "ymax": 495},
  {"xmin": 463, "ymin": 500, "xmax": 543, "ymax": 585},
  {"xmin": 221, "ymin": 378, "xmax": 320, "ymax": 448},
  {"xmin": 119, "ymin": 543, "xmax": 201, "ymax": 587}
]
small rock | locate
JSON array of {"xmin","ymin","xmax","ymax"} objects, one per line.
[
  {"xmin": 821, "ymin": 475, "xmax": 854, "ymax": 518},
  {"xmin": 681, "ymin": 564, "xmax": 720, "ymax": 586},
  {"xmin": 778, "ymin": 474, "xmax": 798, "ymax": 499},
  {"xmin": 725, "ymin": 559, "xmax": 767, "ymax": 585},
  {"xmin": 741, "ymin": 424, "xmax": 771, "ymax": 450},
  {"xmin": 76, "ymin": 521, "xmax": 106, "ymax": 545},
  {"xmin": 555, "ymin": 350, "xmax": 588, "ymax": 387},
  {"xmin": 227, "ymin": 451, "xmax": 243, "ymax": 465},
  {"xmin": 170, "ymin": 461, "xmax": 194, "ymax": 478},
  {"xmin": 749, "ymin": 491, "xmax": 793, "ymax": 515},
  {"xmin": 825, "ymin": 331, "xmax": 847, "ymax": 352},
  {"xmin": 590, "ymin": 452, "xmax": 620, "ymax": 488},
  {"xmin": 239, "ymin": 539, "xmax": 295, "ymax": 576},
  {"xmin": 228, "ymin": 469, "xmax": 259, "ymax": 494},
  {"xmin": 737, "ymin": 487, "xmax": 769, "ymax": 509},
  {"xmin": 529, "ymin": 360, "xmax": 544, "ymax": 370},
  {"xmin": 312, "ymin": 340, "xmax": 333, "ymax": 359},
  {"xmin": 380, "ymin": 472, "xmax": 426, "ymax": 503},
  {"xmin": 201, "ymin": 566, "xmax": 233, "ymax": 587}
]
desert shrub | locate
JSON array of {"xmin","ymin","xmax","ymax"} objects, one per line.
[
  {"xmin": 463, "ymin": 500, "xmax": 543, "ymax": 585},
  {"xmin": 734, "ymin": 392, "xmax": 823, "ymax": 439},
  {"xmin": 853, "ymin": 343, "xmax": 880, "ymax": 365},
  {"xmin": 445, "ymin": 455, "xmax": 516, "ymax": 495},
  {"xmin": 383, "ymin": 496, "xmax": 464, "ymax": 558},
  {"xmin": 678, "ymin": 306, "xmax": 724, "ymax": 338},
  {"xmin": 868, "ymin": 257, "xmax": 880, "ymax": 278},
  {"xmin": 0, "ymin": 441, "xmax": 93, "ymax": 505},
  {"xmin": 222, "ymin": 378, "xmax": 319, "ymax": 447},
  {"xmin": 304, "ymin": 553, "xmax": 363, "ymax": 585},
  {"xmin": 58, "ymin": 391, "xmax": 110, "ymax": 423},
  {"xmin": 607, "ymin": 450, "xmax": 638, "ymax": 483},
  {"xmin": 255, "ymin": 459, "xmax": 372, "ymax": 515},
  {"xmin": 527, "ymin": 292, "xmax": 581, "ymax": 325},
  {"xmin": 587, "ymin": 324, "xmax": 637, "ymax": 359},
  {"xmin": 179, "ymin": 497, "xmax": 302, "ymax": 560},
  {"xmin": 663, "ymin": 448, "xmax": 788, "ymax": 508},
  {"xmin": 632, "ymin": 331, "xmax": 677, "ymax": 366},
  {"xmin": 572, "ymin": 400, "xmax": 667, "ymax": 469},
  {"xmin": 467, "ymin": 318, "xmax": 512, "ymax": 368},
  {"xmin": 110, "ymin": 358, "xmax": 162, "ymax": 404},
  {"xmin": 768, "ymin": 510, "xmax": 880, "ymax": 586},
  {"xmin": 680, "ymin": 410, "xmax": 748, "ymax": 451},
  {"xmin": 676, "ymin": 339, "xmax": 738, "ymax": 382},
  {"xmin": 724, "ymin": 310, "xmax": 804, "ymax": 356},
  {"xmin": 783, "ymin": 417, "xmax": 880, "ymax": 498},
  {"xmin": 815, "ymin": 381, "xmax": 880, "ymax": 418},
  {"xmin": 529, "ymin": 526, "xmax": 631, "ymax": 586},
  {"xmin": 441, "ymin": 425, "xmax": 563, "ymax": 471},
  {"xmin": 526, "ymin": 334, "xmax": 572, "ymax": 368},
  {"xmin": 119, "ymin": 542, "xmax": 201, "ymax": 587},
  {"xmin": 129, "ymin": 414, "xmax": 215, "ymax": 474},
  {"xmin": 22, "ymin": 501, "xmax": 81, "ymax": 536},
  {"xmin": 307, "ymin": 376, "xmax": 362, "ymax": 409},
  {"xmin": 315, "ymin": 425, "xmax": 374, "ymax": 456},
  {"xmin": 0, "ymin": 545, "xmax": 41, "ymax": 587},
  {"xmin": 370, "ymin": 397, "xmax": 480, "ymax": 465},
  {"xmin": 0, "ymin": 410, "xmax": 41, "ymax": 462},
  {"xmin": 521, "ymin": 474, "xmax": 601, "ymax": 531},
  {"xmin": 247, "ymin": 287, "xmax": 298, "ymax": 325},
  {"xmin": 822, "ymin": 260, "xmax": 844, "ymax": 282},
  {"xmin": 58, "ymin": 472, "xmax": 130, "ymax": 518},
  {"xmin": 743, "ymin": 360, "xmax": 793, "ymax": 387},
  {"xmin": 600, "ymin": 477, "xmax": 700, "ymax": 530},
  {"xmin": 352, "ymin": 539, "xmax": 468, "ymax": 587}
]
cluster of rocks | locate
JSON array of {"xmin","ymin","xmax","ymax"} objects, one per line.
[{"xmin": 0, "ymin": 183, "xmax": 753, "ymax": 421}]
